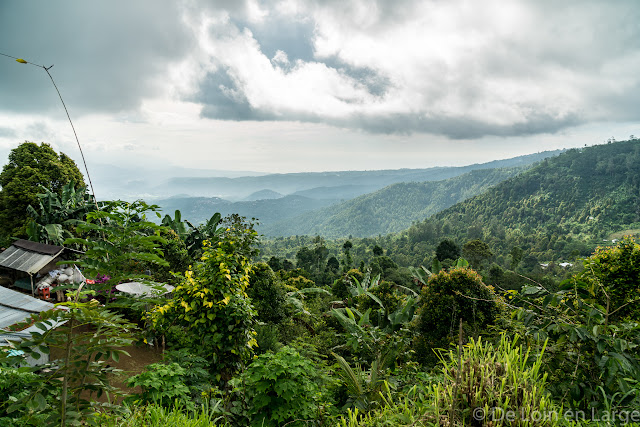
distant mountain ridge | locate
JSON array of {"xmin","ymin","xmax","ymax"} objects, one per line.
[
  {"xmin": 156, "ymin": 150, "xmax": 565, "ymax": 234},
  {"xmin": 159, "ymin": 150, "xmax": 564, "ymax": 200},
  {"xmin": 157, "ymin": 195, "xmax": 336, "ymax": 226}
]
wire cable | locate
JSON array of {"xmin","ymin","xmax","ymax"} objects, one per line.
[{"xmin": 0, "ymin": 51, "xmax": 99, "ymax": 210}]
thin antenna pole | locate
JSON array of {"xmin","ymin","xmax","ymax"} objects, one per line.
[{"xmin": 0, "ymin": 52, "xmax": 99, "ymax": 210}]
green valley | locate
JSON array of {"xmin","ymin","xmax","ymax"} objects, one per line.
[{"xmin": 262, "ymin": 166, "xmax": 527, "ymax": 237}]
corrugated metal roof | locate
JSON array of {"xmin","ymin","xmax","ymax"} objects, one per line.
[
  {"xmin": 0, "ymin": 244, "xmax": 63, "ymax": 274},
  {"xmin": 1, "ymin": 320, "xmax": 67, "ymax": 344},
  {"xmin": 0, "ymin": 285, "xmax": 56, "ymax": 330},
  {"xmin": 13, "ymin": 239, "xmax": 64, "ymax": 256}
]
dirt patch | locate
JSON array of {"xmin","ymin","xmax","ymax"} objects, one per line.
[
  {"xmin": 108, "ymin": 343, "xmax": 165, "ymax": 390},
  {"xmin": 49, "ymin": 334, "xmax": 165, "ymax": 403}
]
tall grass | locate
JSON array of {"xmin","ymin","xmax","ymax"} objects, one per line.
[
  {"xmin": 338, "ymin": 334, "xmax": 562, "ymax": 426},
  {"xmin": 430, "ymin": 334, "xmax": 555, "ymax": 426},
  {"xmin": 99, "ymin": 401, "xmax": 227, "ymax": 427}
]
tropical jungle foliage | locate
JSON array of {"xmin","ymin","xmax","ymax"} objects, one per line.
[{"xmin": 2, "ymin": 140, "xmax": 640, "ymax": 426}]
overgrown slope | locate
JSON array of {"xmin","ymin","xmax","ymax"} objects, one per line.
[
  {"xmin": 262, "ymin": 166, "xmax": 527, "ymax": 238},
  {"xmin": 387, "ymin": 139, "xmax": 640, "ymax": 266}
]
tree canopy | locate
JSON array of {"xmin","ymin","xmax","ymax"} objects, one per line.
[{"xmin": 0, "ymin": 142, "xmax": 85, "ymax": 240}]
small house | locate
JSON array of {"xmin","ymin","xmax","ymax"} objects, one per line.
[{"xmin": 0, "ymin": 239, "xmax": 82, "ymax": 298}]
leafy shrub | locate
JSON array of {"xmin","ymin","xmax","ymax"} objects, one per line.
[
  {"xmin": 126, "ymin": 362, "xmax": 191, "ymax": 408},
  {"xmin": 234, "ymin": 345, "xmax": 334, "ymax": 427},
  {"xmin": 576, "ymin": 237, "xmax": 640, "ymax": 321},
  {"xmin": 164, "ymin": 349, "xmax": 215, "ymax": 404},
  {"xmin": 515, "ymin": 238, "xmax": 640, "ymax": 412},
  {"xmin": 413, "ymin": 267, "xmax": 500, "ymax": 365},
  {"xmin": 247, "ymin": 262, "xmax": 287, "ymax": 324},
  {"xmin": 151, "ymin": 224, "xmax": 258, "ymax": 382},
  {"xmin": 0, "ymin": 367, "xmax": 52, "ymax": 426}
]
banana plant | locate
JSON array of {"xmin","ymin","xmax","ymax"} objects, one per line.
[
  {"xmin": 184, "ymin": 212, "xmax": 223, "ymax": 259},
  {"xmin": 332, "ymin": 350, "xmax": 395, "ymax": 412},
  {"xmin": 286, "ymin": 287, "xmax": 331, "ymax": 316},
  {"xmin": 345, "ymin": 270, "xmax": 384, "ymax": 309},
  {"xmin": 408, "ymin": 265, "xmax": 433, "ymax": 288},
  {"xmin": 332, "ymin": 307, "xmax": 383, "ymax": 355},
  {"xmin": 387, "ymin": 295, "xmax": 418, "ymax": 330},
  {"xmin": 26, "ymin": 181, "xmax": 95, "ymax": 246},
  {"xmin": 160, "ymin": 209, "xmax": 189, "ymax": 239}
]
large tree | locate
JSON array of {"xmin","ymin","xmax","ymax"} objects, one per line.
[
  {"xmin": 435, "ymin": 239, "xmax": 461, "ymax": 262},
  {"xmin": 413, "ymin": 267, "xmax": 500, "ymax": 365},
  {"xmin": 0, "ymin": 142, "xmax": 85, "ymax": 240},
  {"xmin": 462, "ymin": 239, "xmax": 493, "ymax": 269}
]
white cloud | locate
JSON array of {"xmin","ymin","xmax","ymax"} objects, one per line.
[
  {"xmin": 271, "ymin": 50, "xmax": 290, "ymax": 66},
  {"xmin": 182, "ymin": 0, "xmax": 640, "ymax": 137}
]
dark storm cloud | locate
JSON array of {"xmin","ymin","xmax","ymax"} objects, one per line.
[
  {"xmin": 0, "ymin": 1, "xmax": 193, "ymax": 115},
  {"xmin": 345, "ymin": 111, "xmax": 582, "ymax": 139},
  {"xmin": 190, "ymin": 0, "xmax": 640, "ymax": 139},
  {"xmin": 193, "ymin": 69, "xmax": 278, "ymax": 121},
  {"xmin": 3, "ymin": 0, "xmax": 640, "ymax": 141}
]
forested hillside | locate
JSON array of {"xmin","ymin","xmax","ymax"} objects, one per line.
[
  {"xmin": 158, "ymin": 151, "xmax": 561, "ymax": 234},
  {"xmin": 262, "ymin": 166, "xmax": 527, "ymax": 238},
  {"xmin": 385, "ymin": 139, "xmax": 640, "ymax": 266}
]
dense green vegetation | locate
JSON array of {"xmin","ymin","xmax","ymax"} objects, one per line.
[
  {"xmin": 2, "ymin": 140, "xmax": 640, "ymax": 426},
  {"xmin": 260, "ymin": 140, "xmax": 640, "ymax": 275},
  {"xmin": 389, "ymin": 139, "xmax": 640, "ymax": 265},
  {"xmin": 0, "ymin": 142, "xmax": 86, "ymax": 241}
]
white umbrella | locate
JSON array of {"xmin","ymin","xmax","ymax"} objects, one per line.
[{"xmin": 115, "ymin": 282, "xmax": 174, "ymax": 297}]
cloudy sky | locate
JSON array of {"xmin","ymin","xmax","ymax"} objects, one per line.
[{"xmin": 1, "ymin": 0, "xmax": 639, "ymax": 176}]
